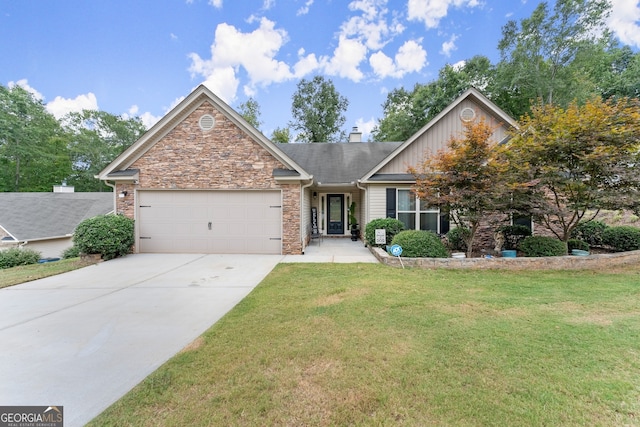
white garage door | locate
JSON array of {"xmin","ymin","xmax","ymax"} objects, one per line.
[{"xmin": 137, "ymin": 190, "xmax": 282, "ymax": 254}]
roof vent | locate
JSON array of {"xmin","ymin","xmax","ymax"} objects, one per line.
[
  {"xmin": 460, "ymin": 107, "xmax": 476, "ymax": 122},
  {"xmin": 199, "ymin": 114, "xmax": 216, "ymax": 131}
]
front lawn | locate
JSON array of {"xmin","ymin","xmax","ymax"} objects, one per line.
[{"xmin": 90, "ymin": 264, "xmax": 640, "ymax": 426}]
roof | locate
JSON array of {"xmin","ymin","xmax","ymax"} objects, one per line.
[
  {"xmin": 278, "ymin": 142, "xmax": 403, "ymax": 184},
  {"xmin": 97, "ymin": 84, "xmax": 311, "ymax": 182},
  {"xmin": 0, "ymin": 192, "xmax": 114, "ymax": 241}
]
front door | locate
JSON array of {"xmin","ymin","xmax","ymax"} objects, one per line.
[{"xmin": 327, "ymin": 194, "xmax": 344, "ymax": 235}]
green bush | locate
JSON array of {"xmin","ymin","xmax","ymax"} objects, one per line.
[
  {"xmin": 73, "ymin": 214, "xmax": 135, "ymax": 260},
  {"xmin": 446, "ymin": 227, "xmax": 469, "ymax": 252},
  {"xmin": 519, "ymin": 236, "xmax": 567, "ymax": 257},
  {"xmin": 601, "ymin": 226, "xmax": 640, "ymax": 252},
  {"xmin": 391, "ymin": 230, "xmax": 449, "ymax": 258},
  {"xmin": 0, "ymin": 247, "xmax": 41, "ymax": 269},
  {"xmin": 62, "ymin": 246, "xmax": 81, "ymax": 259},
  {"xmin": 497, "ymin": 225, "xmax": 531, "ymax": 250},
  {"xmin": 567, "ymin": 239, "xmax": 590, "ymax": 252},
  {"xmin": 364, "ymin": 218, "xmax": 405, "ymax": 247},
  {"xmin": 570, "ymin": 220, "xmax": 608, "ymax": 247}
]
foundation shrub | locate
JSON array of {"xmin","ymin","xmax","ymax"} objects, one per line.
[
  {"xmin": 446, "ymin": 227, "xmax": 469, "ymax": 252},
  {"xmin": 365, "ymin": 218, "xmax": 405, "ymax": 247},
  {"xmin": 391, "ymin": 230, "xmax": 449, "ymax": 258},
  {"xmin": 520, "ymin": 236, "xmax": 566, "ymax": 257},
  {"xmin": 73, "ymin": 214, "xmax": 135, "ymax": 260},
  {"xmin": 0, "ymin": 248, "xmax": 41, "ymax": 269},
  {"xmin": 601, "ymin": 226, "xmax": 640, "ymax": 252},
  {"xmin": 570, "ymin": 220, "xmax": 608, "ymax": 247},
  {"xmin": 497, "ymin": 225, "xmax": 531, "ymax": 250}
]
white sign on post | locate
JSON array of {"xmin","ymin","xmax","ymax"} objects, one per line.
[{"xmin": 375, "ymin": 229, "xmax": 386, "ymax": 245}]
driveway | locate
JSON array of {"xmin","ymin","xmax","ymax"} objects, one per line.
[{"xmin": 0, "ymin": 254, "xmax": 282, "ymax": 427}]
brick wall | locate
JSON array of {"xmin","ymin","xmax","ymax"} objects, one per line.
[{"xmin": 115, "ymin": 101, "xmax": 302, "ymax": 254}]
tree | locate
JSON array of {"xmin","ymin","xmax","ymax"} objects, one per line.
[
  {"xmin": 0, "ymin": 84, "xmax": 71, "ymax": 191},
  {"xmin": 271, "ymin": 127, "xmax": 291, "ymax": 144},
  {"xmin": 408, "ymin": 118, "xmax": 511, "ymax": 257},
  {"xmin": 238, "ymin": 98, "xmax": 262, "ymax": 130},
  {"xmin": 373, "ymin": 56, "xmax": 495, "ymax": 141},
  {"xmin": 290, "ymin": 75, "xmax": 348, "ymax": 142},
  {"xmin": 494, "ymin": 0, "xmax": 612, "ymax": 118},
  {"xmin": 505, "ymin": 97, "xmax": 640, "ymax": 244},
  {"xmin": 64, "ymin": 110, "xmax": 146, "ymax": 191}
]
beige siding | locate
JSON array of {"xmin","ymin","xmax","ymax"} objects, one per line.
[
  {"xmin": 367, "ymin": 185, "xmax": 388, "ymax": 222},
  {"xmin": 379, "ymin": 99, "xmax": 511, "ymax": 174},
  {"xmin": 23, "ymin": 237, "xmax": 73, "ymax": 259}
]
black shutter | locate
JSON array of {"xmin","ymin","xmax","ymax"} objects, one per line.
[
  {"xmin": 386, "ymin": 188, "xmax": 396, "ymax": 218},
  {"xmin": 440, "ymin": 213, "xmax": 450, "ymax": 235}
]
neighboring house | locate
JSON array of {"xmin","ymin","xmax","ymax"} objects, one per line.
[
  {"xmin": 97, "ymin": 85, "xmax": 517, "ymax": 255},
  {"xmin": 0, "ymin": 189, "xmax": 114, "ymax": 258}
]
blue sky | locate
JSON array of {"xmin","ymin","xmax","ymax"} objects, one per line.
[{"xmin": 2, "ymin": 0, "xmax": 639, "ymax": 141}]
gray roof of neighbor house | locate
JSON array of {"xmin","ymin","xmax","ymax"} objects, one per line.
[
  {"xmin": 278, "ymin": 141, "xmax": 403, "ymax": 184},
  {"xmin": 0, "ymin": 192, "xmax": 114, "ymax": 241}
]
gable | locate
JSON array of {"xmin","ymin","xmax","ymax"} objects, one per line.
[
  {"xmin": 98, "ymin": 85, "xmax": 310, "ymax": 183},
  {"xmin": 362, "ymin": 88, "xmax": 518, "ymax": 180},
  {"xmin": 130, "ymin": 101, "xmax": 293, "ymax": 189}
]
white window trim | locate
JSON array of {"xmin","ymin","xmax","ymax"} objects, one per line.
[{"xmin": 397, "ymin": 189, "xmax": 440, "ymax": 233}]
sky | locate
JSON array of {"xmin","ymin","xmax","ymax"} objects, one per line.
[{"xmin": 1, "ymin": 0, "xmax": 639, "ymax": 141}]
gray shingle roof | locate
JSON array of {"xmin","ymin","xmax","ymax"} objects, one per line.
[
  {"xmin": 278, "ymin": 142, "xmax": 403, "ymax": 184},
  {"xmin": 0, "ymin": 192, "xmax": 114, "ymax": 241}
]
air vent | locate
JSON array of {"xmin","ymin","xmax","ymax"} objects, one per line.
[
  {"xmin": 199, "ymin": 114, "xmax": 215, "ymax": 131},
  {"xmin": 460, "ymin": 107, "xmax": 476, "ymax": 122}
]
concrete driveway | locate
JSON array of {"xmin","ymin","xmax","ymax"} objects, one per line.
[{"xmin": 0, "ymin": 254, "xmax": 282, "ymax": 427}]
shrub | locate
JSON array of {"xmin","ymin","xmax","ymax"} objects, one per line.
[
  {"xmin": 497, "ymin": 225, "xmax": 531, "ymax": 250},
  {"xmin": 446, "ymin": 227, "xmax": 469, "ymax": 252},
  {"xmin": 570, "ymin": 220, "xmax": 608, "ymax": 247},
  {"xmin": 0, "ymin": 247, "xmax": 41, "ymax": 269},
  {"xmin": 391, "ymin": 230, "xmax": 449, "ymax": 258},
  {"xmin": 519, "ymin": 236, "xmax": 566, "ymax": 257},
  {"xmin": 567, "ymin": 239, "xmax": 590, "ymax": 252},
  {"xmin": 73, "ymin": 214, "xmax": 135, "ymax": 260},
  {"xmin": 601, "ymin": 226, "xmax": 640, "ymax": 252},
  {"xmin": 62, "ymin": 246, "xmax": 81, "ymax": 259},
  {"xmin": 364, "ymin": 218, "xmax": 405, "ymax": 247}
]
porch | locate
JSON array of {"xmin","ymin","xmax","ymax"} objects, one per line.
[{"xmin": 282, "ymin": 237, "xmax": 377, "ymax": 263}]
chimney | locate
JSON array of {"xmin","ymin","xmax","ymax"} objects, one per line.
[
  {"xmin": 53, "ymin": 181, "xmax": 74, "ymax": 193},
  {"xmin": 348, "ymin": 126, "xmax": 362, "ymax": 143}
]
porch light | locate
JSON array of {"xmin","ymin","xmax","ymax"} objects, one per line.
[{"xmin": 119, "ymin": 190, "xmax": 128, "ymax": 198}]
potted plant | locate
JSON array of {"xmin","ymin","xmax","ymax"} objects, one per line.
[{"xmin": 349, "ymin": 201, "xmax": 360, "ymax": 241}]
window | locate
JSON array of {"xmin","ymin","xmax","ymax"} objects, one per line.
[{"xmin": 397, "ymin": 189, "xmax": 440, "ymax": 233}]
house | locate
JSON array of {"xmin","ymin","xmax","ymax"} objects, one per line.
[
  {"xmin": 0, "ymin": 188, "xmax": 114, "ymax": 258},
  {"xmin": 97, "ymin": 85, "xmax": 517, "ymax": 255}
]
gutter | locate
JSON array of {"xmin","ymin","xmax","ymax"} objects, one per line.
[{"xmin": 356, "ymin": 179, "xmax": 367, "ymax": 229}]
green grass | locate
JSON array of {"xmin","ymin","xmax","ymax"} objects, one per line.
[
  {"xmin": 0, "ymin": 258, "xmax": 94, "ymax": 288},
  {"xmin": 90, "ymin": 264, "xmax": 640, "ymax": 426}
]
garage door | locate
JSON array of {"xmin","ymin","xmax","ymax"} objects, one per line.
[{"xmin": 137, "ymin": 190, "xmax": 282, "ymax": 254}]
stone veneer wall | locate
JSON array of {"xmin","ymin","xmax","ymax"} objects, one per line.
[
  {"xmin": 372, "ymin": 247, "xmax": 640, "ymax": 270},
  {"xmin": 114, "ymin": 101, "xmax": 302, "ymax": 254}
]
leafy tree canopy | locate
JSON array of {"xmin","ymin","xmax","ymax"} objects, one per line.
[
  {"xmin": 238, "ymin": 98, "xmax": 262, "ymax": 130},
  {"xmin": 290, "ymin": 75, "xmax": 349, "ymax": 143}
]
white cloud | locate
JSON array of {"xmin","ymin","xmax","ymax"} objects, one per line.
[
  {"xmin": 188, "ymin": 18, "xmax": 294, "ymax": 101},
  {"xmin": 209, "ymin": 0, "xmax": 222, "ymax": 8},
  {"xmin": 355, "ymin": 117, "xmax": 377, "ymax": 140},
  {"xmin": 608, "ymin": 0, "xmax": 640, "ymax": 48},
  {"xmin": 124, "ymin": 105, "xmax": 162, "ymax": 130},
  {"xmin": 341, "ymin": 0, "xmax": 404, "ymax": 50},
  {"xmin": 293, "ymin": 48, "xmax": 321, "ymax": 77},
  {"xmin": 46, "ymin": 92, "xmax": 99, "ymax": 119},
  {"xmin": 7, "ymin": 79, "xmax": 44, "ymax": 100},
  {"xmin": 321, "ymin": 35, "xmax": 368, "ymax": 81},
  {"xmin": 297, "ymin": 0, "xmax": 314, "ymax": 15},
  {"xmin": 370, "ymin": 39, "xmax": 427, "ymax": 78},
  {"xmin": 263, "ymin": 0, "xmax": 275, "ymax": 9},
  {"xmin": 440, "ymin": 33, "xmax": 458, "ymax": 57},
  {"xmin": 408, "ymin": 0, "xmax": 481, "ymax": 29}
]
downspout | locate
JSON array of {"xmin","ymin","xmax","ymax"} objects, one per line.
[
  {"xmin": 300, "ymin": 178, "xmax": 314, "ymax": 254},
  {"xmin": 104, "ymin": 181, "xmax": 117, "ymax": 214}
]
